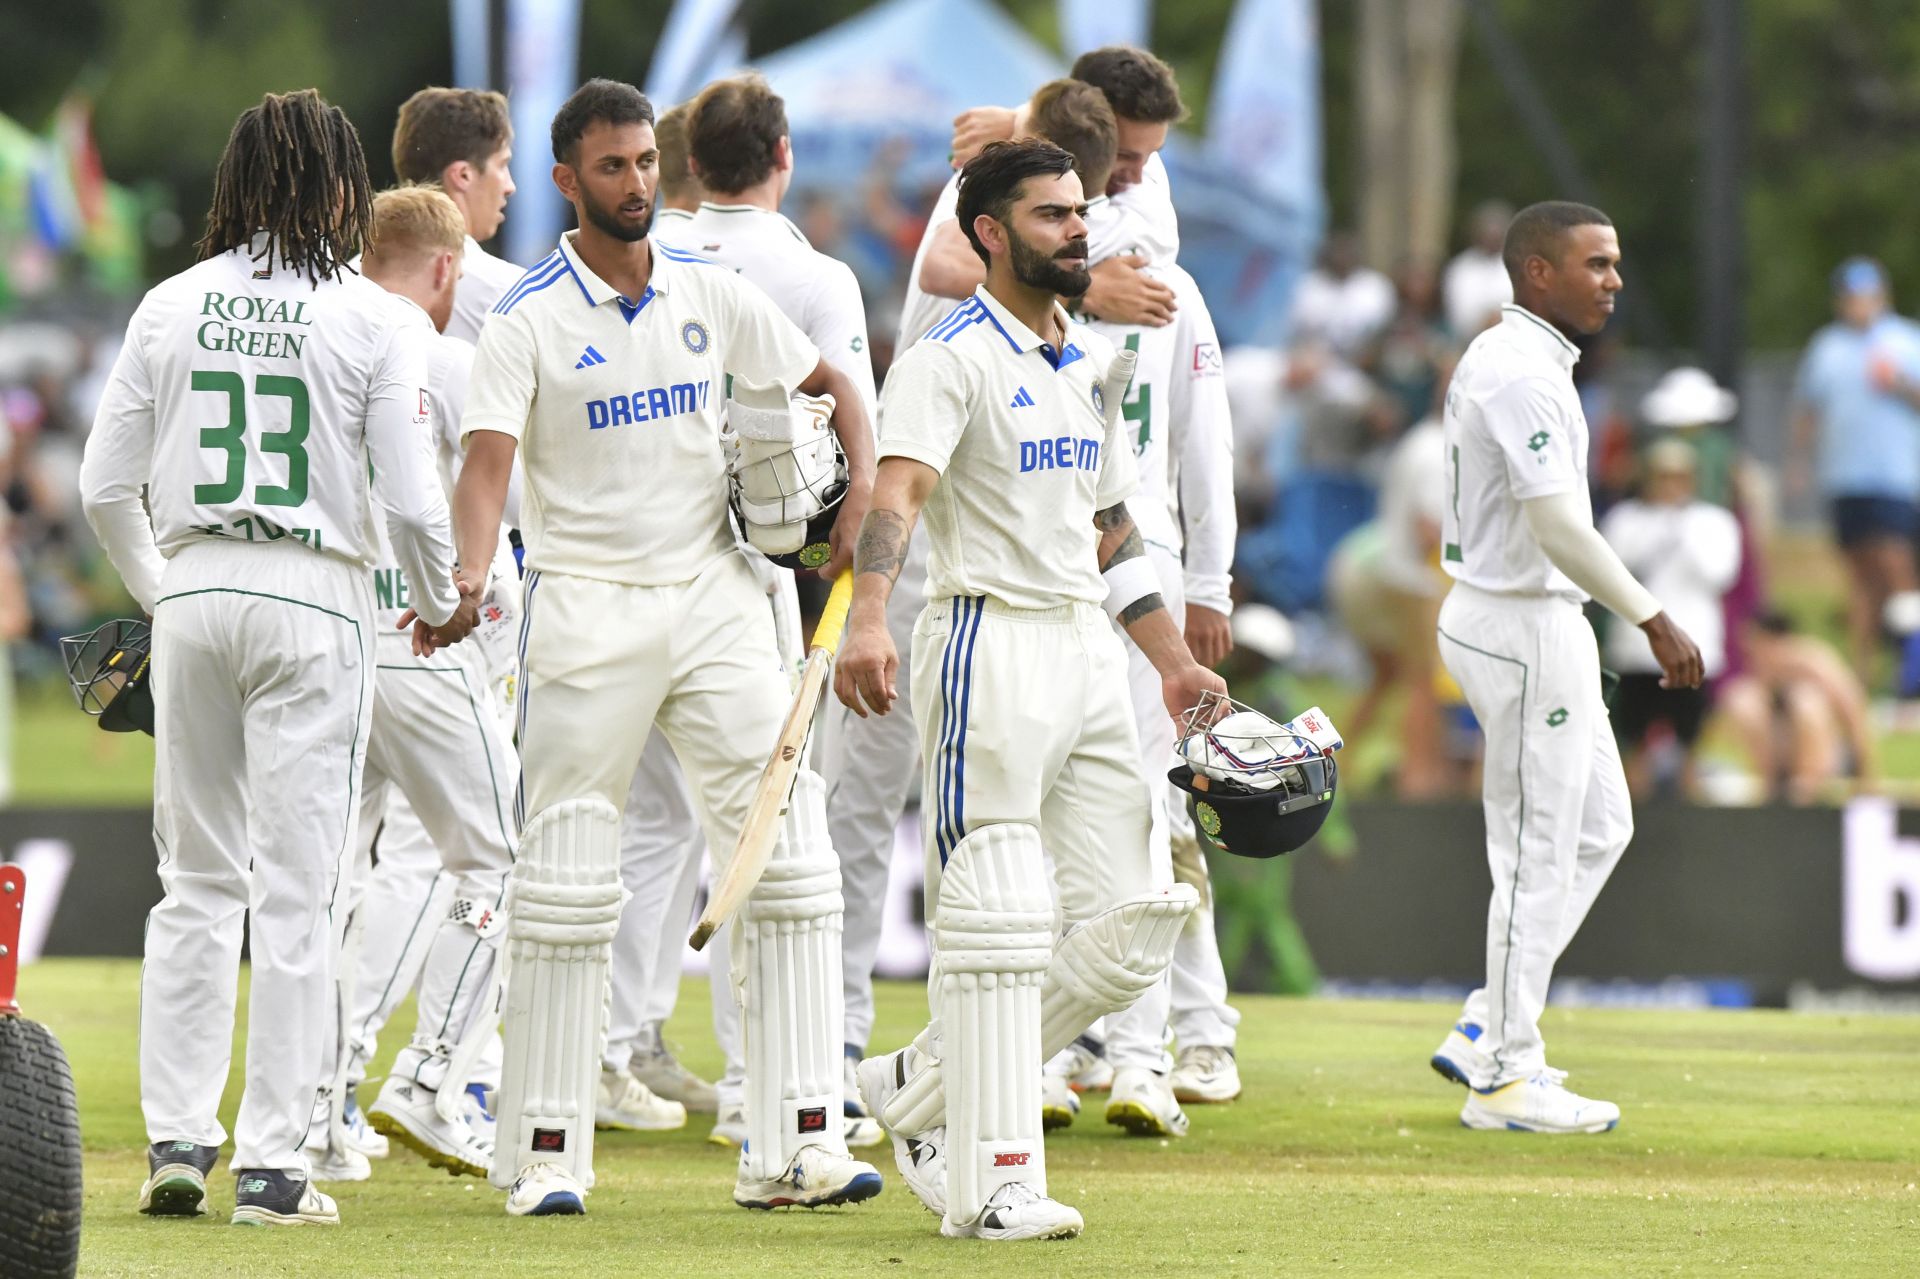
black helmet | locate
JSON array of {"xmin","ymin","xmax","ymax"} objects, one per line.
[
  {"xmin": 60, "ymin": 618, "xmax": 156, "ymax": 736},
  {"xmin": 1167, "ymin": 693, "xmax": 1340, "ymax": 858}
]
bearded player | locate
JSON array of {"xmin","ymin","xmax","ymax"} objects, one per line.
[{"xmin": 837, "ymin": 139, "xmax": 1215, "ymax": 1241}]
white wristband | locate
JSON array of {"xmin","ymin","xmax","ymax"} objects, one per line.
[{"xmin": 1101, "ymin": 557, "xmax": 1160, "ymax": 623}]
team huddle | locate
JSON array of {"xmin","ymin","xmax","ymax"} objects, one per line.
[{"xmin": 73, "ymin": 38, "xmax": 1699, "ymax": 1247}]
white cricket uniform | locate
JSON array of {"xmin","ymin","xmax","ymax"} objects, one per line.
[
  {"xmin": 1437, "ymin": 303, "xmax": 1634, "ymax": 1087},
  {"xmin": 1084, "ymin": 254, "xmax": 1242, "ymax": 1065},
  {"xmin": 467, "ymin": 230, "xmax": 833, "ymax": 1186},
  {"xmin": 448, "ymin": 235, "xmax": 526, "ymax": 344},
  {"xmin": 80, "ymin": 238, "xmax": 457, "ymax": 1175}
]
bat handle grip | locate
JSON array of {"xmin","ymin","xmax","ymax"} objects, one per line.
[{"xmin": 809, "ymin": 569, "xmax": 855, "ymax": 656}]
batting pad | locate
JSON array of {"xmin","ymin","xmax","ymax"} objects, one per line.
[
  {"xmin": 934, "ymin": 823, "xmax": 1054, "ymax": 1226},
  {"xmin": 734, "ymin": 769, "xmax": 847, "ymax": 1180},
  {"xmin": 491, "ymin": 798, "xmax": 623, "ymax": 1191},
  {"xmin": 1038, "ymin": 885, "xmax": 1199, "ymax": 1061}
]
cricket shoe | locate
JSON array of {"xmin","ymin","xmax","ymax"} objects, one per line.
[
  {"xmin": 733, "ymin": 1144, "xmax": 884, "ymax": 1210},
  {"xmin": 595, "ymin": 1066, "xmax": 686, "ymax": 1131},
  {"xmin": 630, "ymin": 1037, "xmax": 719, "ymax": 1113},
  {"xmin": 1460, "ymin": 1072, "xmax": 1620, "ymax": 1134},
  {"xmin": 1040, "ymin": 1070, "xmax": 1080, "ymax": 1131},
  {"xmin": 299, "ymin": 1089, "xmax": 371, "ymax": 1182},
  {"xmin": 138, "ymin": 1140, "xmax": 218, "ymax": 1216},
  {"xmin": 940, "ymin": 1180, "xmax": 1083, "ymax": 1242},
  {"xmin": 366, "ymin": 1075, "xmax": 493, "ymax": 1177},
  {"xmin": 461, "ymin": 1082, "xmax": 496, "ymax": 1148},
  {"xmin": 341, "ymin": 1087, "xmax": 389, "ymax": 1158},
  {"xmin": 1171, "ymin": 1043, "xmax": 1242, "ymax": 1103},
  {"xmin": 707, "ymin": 1103, "xmax": 748, "ymax": 1148},
  {"xmin": 844, "ymin": 1055, "xmax": 885, "ymax": 1149},
  {"xmin": 230, "ymin": 1170, "xmax": 338, "ymax": 1226},
  {"xmin": 856, "ymin": 1049, "xmax": 946, "ymax": 1217},
  {"xmin": 505, "ymin": 1162, "xmax": 586, "ymax": 1217},
  {"xmin": 1430, "ymin": 1021, "xmax": 1493, "ymax": 1089},
  {"xmin": 1104, "ymin": 1066, "xmax": 1190, "ymax": 1138},
  {"xmin": 1055, "ymin": 1035, "xmax": 1113, "ymax": 1093}
]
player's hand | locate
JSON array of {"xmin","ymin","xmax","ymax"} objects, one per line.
[
  {"xmin": 1082, "ymin": 256, "xmax": 1177, "ymax": 327},
  {"xmin": 401, "ymin": 577, "xmax": 479, "ymax": 658},
  {"xmin": 1185, "ymin": 604, "xmax": 1233, "ymax": 668},
  {"xmin": 1640, "ymin": 611, "xmax": 1704, "ymax": 689},
  {"xmin": 834, "ymin": 615, "xmax": 898, "ymax": 718},
  {"xmin": 950, "ymin": 106, "xmax": 1017, "ymax": 168},
  {"xmin": 822, "ymin": 473, "xmax": 873, "ymax": 581},
  {"xmin": 1162, "ymin": 661, "xmax": 1229, "ymax": 731}
]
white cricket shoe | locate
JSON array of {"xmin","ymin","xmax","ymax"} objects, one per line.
[
  {"xmin": 1056, "ymin": 1036, "xmax": 1113, "ymax": 1093},
  {"xmin": 1430, "ymin": 1021, "xmax": 1493, "ymax": 1090},
  {"xmin": 940, "ymin": 1181, "xmax": 1083, "ymax": 1242},
  {"xmin": 707, "ymin": 1103, "xmax": 748, "ymax": 1148},
  {"xmin": 856, "ymin": 1050, "xmax": 946, "ymax": 1217},
  {"xmin": 460, "ymin": 1083, "xmax": 497, "ymax": 1149},
  {"xmin": 1104, "ymin": 1066, "xmax": 1189, "ymax": 1138},
  {"xmin": 844, "ymin": 1056, "xmax": 885, "ymax": 1149},
  {"xmin": 1040, "ymin": 1070, "xmax": 1079, "ymax": 1131},
  {"xmin": 366, "ymin": 1076, "xmax": 493, "ymax": 1178},
  {"xmin": 1171, "ymin": 1043, "xmax": 1242, "ymax": 1103},
  {"xmin": 734, "ymin": 1143, "xmax": 885, "ymax": 1210},
  {"xmin": 1460, "ymin": 1072, "xmax": 1621, "ymax": 1134},
  {"xmin": 630, "ymin": 1040, "xmax": 719, "ymax": 1114},
  {"xmin": 505, "ymin": 1161, "xmax": 586, "ymax": 1217},
  {"xmin": 341, "ymin": 1088, "xmax": 389, "ymax": 1159},
  {"xmin": 300, "ymin": 1089, "xmax": 372, "ymax": 1181},
  {"xmin": 594, "ymin": 1067, "xmax": 686, "ymax": 1131}
]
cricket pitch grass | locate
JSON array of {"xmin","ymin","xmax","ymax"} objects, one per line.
[{"xmin": 22, "ymin": 960, "xmax": 1917, "ymax": 1277}]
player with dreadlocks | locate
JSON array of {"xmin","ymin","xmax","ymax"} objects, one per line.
[{"xmin": 81, "ymin": 88, "xmax": 477, "ymax": 1227}]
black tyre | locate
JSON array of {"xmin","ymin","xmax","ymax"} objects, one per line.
[{"xmin": 0, "ymin": 1015, "xmax": 83, "ymax": 1279}]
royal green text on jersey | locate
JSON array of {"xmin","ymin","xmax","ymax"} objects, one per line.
[{"xmin": 196, "ymin": 292, "xmax": 313, "ymax": 360}]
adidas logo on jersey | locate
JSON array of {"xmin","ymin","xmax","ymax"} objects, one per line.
[
  {"xmin": 575, "ymin": 345, "xmax": 607, "ymax": 370},
  {"xmin": 1009, "ymin": 386, "xmax": 1035, "ymax": 409}
]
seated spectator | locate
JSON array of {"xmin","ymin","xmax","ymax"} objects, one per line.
[
  {"xmin": 1600, "ymin": 439, "xmax": 1742, "ymax": 797},
  {"xmin": 1716, "ymin": 612, "xmax": 1877, "ymax": 804},
  {"xmin": 1290, "ymin": 230, "xmax": 1396, "ymax": 362},
  {"xmin": 1442, "ymin": 199, "xmax": 1513, "ymax": 340}
]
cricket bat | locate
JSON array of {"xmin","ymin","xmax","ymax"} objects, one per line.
[{"xmin": 689, "ymin": 569, "xmax": 855, "ymax": 950}]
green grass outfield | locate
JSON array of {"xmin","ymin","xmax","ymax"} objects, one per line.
[{"xmin": 19, "ymin": 961, "xmax": 1919, "ymax": 1277}]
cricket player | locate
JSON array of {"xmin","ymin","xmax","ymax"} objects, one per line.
[
  {"xmin": 837, "ymin": 138, "xmax": 1215, "ymax": 1241},
  {"xmin": 80, "ymin": 90, "xmax": 473, "ymax": 1226},
  {"xmin": 1429, "ymin": 201, "xmax": 1702, "ymax": 1133},
  {"xmin": 449, "ymin": 78, "xmax": 881, "ymax": 1217},
  {"xmin": 327, "ymin": 87, "xmax": 529, "ymax": 1166}
]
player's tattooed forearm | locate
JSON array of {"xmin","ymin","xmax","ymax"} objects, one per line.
[
  {"xmin": 1096, "ymin": 503, "xmax": 1146, "ymax": 572},
  {"xmin": 854, "ymin": 509, "xmax": 909, "ymax": 583},
  {"xmin": 1118, "ymin": 592, "xmax": 1165, "ymax": 626},
  {"xmin": 1093, "ymin": 502, "xmax": 1131, "ymax": 533}
]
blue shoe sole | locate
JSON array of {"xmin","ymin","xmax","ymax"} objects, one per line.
[
  {"xmin": 528, "ymin": 1192, "xmax": 585, "ymax": 1216},
  {"xmin": 1456, "ymin": 1118, "xmax": 1620, "ymax": 1134},
  {"xmin": 737, "ymin": 1171, "xmax": 884, "ymax": 1211},
  {"xmin": 1430, "ymin": 1054, "xmax": 1472, "ymax": 1087}
]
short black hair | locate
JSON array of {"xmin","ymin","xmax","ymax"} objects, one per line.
[
  {"xmin": 1502, "ymin": 200, "xmax": 1612, "ymax": 281},
  {"xmin": 1069, "ymin": 46, "xmax": 1185, "ymax": 124},
  {"xmin": 955, "ymin": 139, "xmax": 1079, "ymax": 267},
  {"xmin": 551, "ymin": 78, "xmax": 654, "ymax": 165}
]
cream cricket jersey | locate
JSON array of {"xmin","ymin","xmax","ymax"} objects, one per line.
[
  {"xmin": 680, "ymin": 202, "xmax": 878, "ymax": 419},
  {"xmin": 462, "ymin": 229, "xmax": 820, "ymax": 587},
  {"xmin": 80, "ymin": 239, "xmax": 457, "ymax": 621},
  {"xmin": 448, "ymin": 236, "xmax": 526, "ymax": 344},
  {"xmin": 1440, "ymin": 303, "xmax": 1589, "ymax": 599},
  {"xmin": 880, "ymin": 284, "xmax": 1136, "ymax": 610}
]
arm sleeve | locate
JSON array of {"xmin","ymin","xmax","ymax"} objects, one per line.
[
  {"xmin": 1483, "ymin": 376, "xmax": 1582, "ymax": 500},
  {"xmin": 1523, "ymin": 491, "xmax": 1661, "ymax": 625},
  {"xmin": 1167, "ymin": 293, "xmax": 1236, "ymax": 613},
  {"xmin": 808, "ymin": 261, "xmax": 879, "ymax": 426},
  {"xmin": 877, "ymin": 342, "xmax": 972, "ymax": 475},
  {"xmin": 366, "ymin": 323, "xmax": 459, "ymax": 627},
  {"xmin": 78, "ymin": 317, "xmax": 167, "ymax": 612},
  {"xmin": 722, "ymin": 273, "xmax": 820, "ymax": 395},
  {"xmin": 461, "ymin": 309, "xmax": 538, "ymax": 444}
]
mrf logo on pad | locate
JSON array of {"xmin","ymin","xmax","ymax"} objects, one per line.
[{"xmin": 993, "ymin": 1151, "xmax": 1032, "ymax": 1167}]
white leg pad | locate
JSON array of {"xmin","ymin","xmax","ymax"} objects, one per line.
[
  {"xmin": 733, "ymin": 769, "xmax": 846, "ymax": 1180},
  {"xmin": 491, "ymin": 798, "xmax": 623, "ymax": 1190},
  {"xmin": 933, "ymin": 824, "xmax": 1053, "ymax": 1228}
]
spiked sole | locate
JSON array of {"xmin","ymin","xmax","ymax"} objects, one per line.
[
  {"xmin": 1040, "ymin": 1103, "xmax": 1077, "ymax": 1132},
  {"xmin": 1430, "ymin": 1054, "xmax": 1474, "ymax": 1087},
  {"xmin": 1105, "ymin": 1099, "xmax": 1181, "ymax": 1137},
  {"xmin": 138, "ymin": 1172, "xmax": 207, "ymax": 1217},
  {"xmin": 366, "ymin": 1109, "xmax": 489, "ymax": 1179}
]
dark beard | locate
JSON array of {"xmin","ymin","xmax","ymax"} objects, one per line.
[
  {"xmin": 1009, "ymin": 228, "xmax": 1091, "ymax": 298},
  {"xmin": 580, "ymin": 187, "xmax": 653, "ymax": 243}
]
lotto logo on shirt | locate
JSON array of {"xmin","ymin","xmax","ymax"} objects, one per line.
[
  {"xmin": 585, "ymin": 380, "xmax": 712, "ymax": 430},
  {"xmin": 1018, "ymin": 435, "xmax": 1101, "ymax": 473}
]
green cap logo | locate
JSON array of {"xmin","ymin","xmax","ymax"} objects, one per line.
[
  {"xmin": 799, "ymin": 541, "xmax": 832, "ymax": 569},
  {"xmin": 1196, "ymin": 801, "xmax": 1222, "ymax": 838}
]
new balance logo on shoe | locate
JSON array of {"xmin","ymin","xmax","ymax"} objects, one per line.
[
  {"xmin": 575, "ymin": 345, "xmax": 607, "ymax": 370},
  {"xmin": 1009, "ymin": 386, "xmax": 1035, "ymax": 408}
]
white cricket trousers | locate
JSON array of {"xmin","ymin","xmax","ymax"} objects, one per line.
[
  {"xmin": 1437, "ymin": 583, "xmax": 1633, "ymax": 1085},
  {"xmin": 142, "ymin": 538, "xmax": 374, "ymax": 1173}
]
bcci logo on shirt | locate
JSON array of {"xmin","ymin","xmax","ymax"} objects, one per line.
[
  {"xmin": 681, "ymin": 319, "xmax": 710, "ymax": 356},
  {"xmin": 1090, "ymin": 382, "xmax": 1105, "ymax": 416}
]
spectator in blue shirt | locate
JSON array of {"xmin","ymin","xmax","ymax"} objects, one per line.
[{"xmin": 1790, "ymin": 257, "xmax": 1920, "ymax": 686}]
